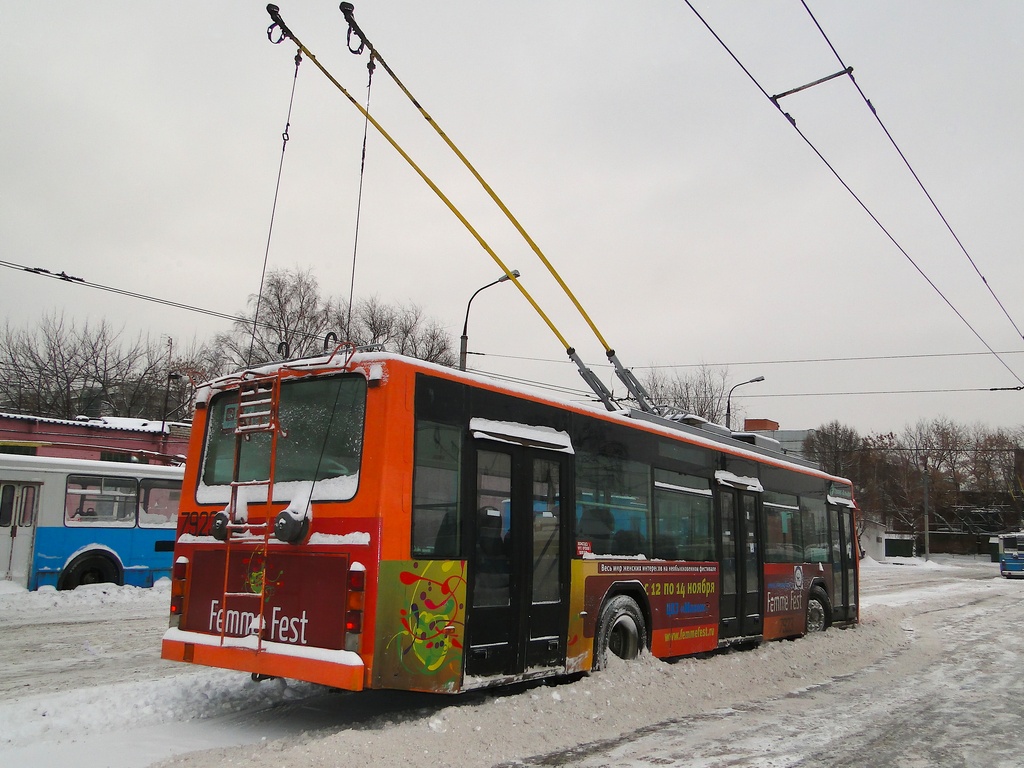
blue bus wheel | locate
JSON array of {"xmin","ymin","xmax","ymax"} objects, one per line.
[{"xmin": 60, "ymin": 555, "xmax": 120, "ymax": 590}]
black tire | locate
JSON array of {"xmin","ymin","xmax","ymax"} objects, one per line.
[
  {"xmin": 59, "ymin": 555, "xmax": 121, "ymax": 590},
  {"xmin": 806, "ymin": 586, "xmax": 832, "ymax": 633},
  {"xmin": 594, "ymin": 595, "xmax": 647, "ymax": 670}
]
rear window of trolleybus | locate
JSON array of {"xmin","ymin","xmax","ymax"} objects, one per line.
[{"xmin": 197, "ymin": 375, "xmax": 367, "ymax": 505}]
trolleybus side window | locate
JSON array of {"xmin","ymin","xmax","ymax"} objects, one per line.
[
  {"xmin": 65, "ymin": 475, "xmax": 138, "ymax": 526},
  {"xmin": 532, "ymin": 458, "xmax": 561, "ymax": 603},
  {"xmin": 199, "ymin": 375, "xmax": 366, "ymax": 501},
  {"xmin": 138, "ymin": 478, "xmax": 181, "ymax": 529},
  {"xmin": 801, "ymin": 497, "xmax": 829, "ymax": 563},
  {"xmin": 575, "ymin": 452, "xmax": 650, "ymax": 557},
  {"xmin": 411, "ymin": 420, "xmax": 463, "ymax": 558},
  {"xmin": 653, "ymin": 468, "xmax": 714, "ymax": 561},
  {"xmin": 474, "ymin": 451, "xmax": 512, "ymax": 607},
  {"xmin": 763, "ymin": 491, "xmax": 802, "ymax": 563}
]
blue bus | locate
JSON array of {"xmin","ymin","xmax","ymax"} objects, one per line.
[
  {"xmin": 999, "ymin": 533, "xmax": 1024, "ymax": 579},
  {"xmin": 0, "ymin": 454, "xmax": 183, "ymax": 589}
]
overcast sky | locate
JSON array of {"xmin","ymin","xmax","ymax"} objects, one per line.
[{"xmin": 3, "ymin": 1, "xmax": 1023, "ymax": 435}]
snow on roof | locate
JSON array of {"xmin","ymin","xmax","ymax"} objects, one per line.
[{"xmin": 0, "ymin": 411, "xmax": 189, "ymax": 434}]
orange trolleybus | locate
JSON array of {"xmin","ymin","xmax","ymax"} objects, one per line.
[{"xmin": 161, "ymin": 346, "xmax": 859, "ymax": 693}]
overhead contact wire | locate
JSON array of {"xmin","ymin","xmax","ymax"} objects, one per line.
[
  {"xmin": 338, "ymin": 4, "xmax": 613, "ymax": 354},
  {"xmin": 682, "ymin": 0, "xmax": 1024, "ymax": 388},
  {"xmin": 800, "ymin": 0, "xmax": 1024, "ymax": 344},
  {"xmin": 264, "ymin": 6, "xmax": 571, "ymax": 352},
  {"xmin": 248, "ymin": 47, "xmax": 302, "ymax": 368}
]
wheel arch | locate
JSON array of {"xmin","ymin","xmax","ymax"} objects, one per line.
[
  {"xmin": 58, "ymin": 544, "xmax": 125, "ymax": 590},
  {"xmin": 596, "ymin": 580, "xmax": 652, "ymax": 651},
  {"xmin": 806, "ymin": 579, "xmax": 834, "ymax": 630}
]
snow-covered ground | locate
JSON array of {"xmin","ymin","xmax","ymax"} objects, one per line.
[{"xmin": 0, "ymin": 555, "xmax": 1018, "ymax": 767}]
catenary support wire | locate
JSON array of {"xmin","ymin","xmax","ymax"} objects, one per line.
[
  {"xmin": 336, "ymin": 3, "xmax": 654, "ymax": 411},
  {"xmin": 265, "ymin": 4, "xmax": 621, "ymax": 410},
  {"xmin": 248, "ymin": 45, "xmax": 303, "ymax": 367},
  {"xmin": 682, "ymin": 0, "xmax": 1024, "ymax": 388},
  {"xmin": 798, "ymin": 0, "xmax": 1024, "ymax": 345},
  {"xmin": 343, "ymin": 49, "xmax": 376, "ymax": 340}
]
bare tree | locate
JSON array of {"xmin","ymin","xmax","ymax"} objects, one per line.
[
  {"xmin": 642, "ymin": 365, "xmax": 731, "ymax": 423},
  {"xmin": 803, "ymin": 421, "xmax": 861, "ymax": 478},
  {"xmin": 217, "ymin": 269, "xmax": 457, "ymax": 369},
  {"xmin": 836, "ymin": 420, "xmax": 1024, "ymax": 538},
  {"xmin": 217, "ymin": 268, "xmax": 331, "ymax": 368},
  {"xmin": 0, "ymin": 312, "xmax": 211, "ymax": 422}
]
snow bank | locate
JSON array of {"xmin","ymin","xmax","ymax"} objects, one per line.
[
  {"xmin": 151, "ymin": 604, "xmax": 913, "ymax": 768},
  {"xmin": 0, "ymin": 556, "xmax": 1007, "ymax": 768}
]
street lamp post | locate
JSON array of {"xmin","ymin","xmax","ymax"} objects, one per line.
[
  {"xmin": 725, "ymin": 375, "xmax": 765, "ymax": 430},
  {"xmin": 460, "ymin": 269, "xmax": 520, "ymax": 371}
]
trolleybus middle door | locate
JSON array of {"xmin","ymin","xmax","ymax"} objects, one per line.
[
  {"xmin": 466, "ymin": 444, "xmax": 569, "ymax": 679},
  {"xmin": 718, "ymin": 488, "xmax": 763, "ymax": 641}
]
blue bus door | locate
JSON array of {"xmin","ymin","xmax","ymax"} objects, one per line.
[{"xmin": 0, "ymin": 482, "xmax": 39, "ymax": 587}]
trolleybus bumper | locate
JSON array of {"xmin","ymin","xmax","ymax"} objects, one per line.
[{"xmin": 161, "ymin": 628, "xmax": 365, "ymax": 691}]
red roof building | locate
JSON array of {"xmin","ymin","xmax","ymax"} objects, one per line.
[{"xmin": 0, "ymin": 412, "xmax": 189, "ymax": 465}]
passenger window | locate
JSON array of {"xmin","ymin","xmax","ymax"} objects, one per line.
[
  {"xmin": 411, "ymin": 421, "xmax": 462, "ymax": 558},
  {"xmin": 763, "ymin": 491, "xmax": 801, "ymax": 563},
  {"xmin": 0, "ymin": 485, "xmax": 13, "ymax": 527},
  {"xmin": 801, "ymin": 497, "xmax": 829, "ymax": 563},
  {"xmin": 653, "ymin": 469, "xmax": 714, "ymax": 561},
  {"xmin": 19, "ymin": 485, "xmax": 37, "ymax": 526},
  {"xmin": 138, "ymin": 479, "xmax": 181, "ymax": 529},
  {"xmin": 575, "ymin": 452, "xmax": 650, "ymax": 557},
  {"xmin": 65, "ymin": 475, "xmax": 138, "ymax": 527}
]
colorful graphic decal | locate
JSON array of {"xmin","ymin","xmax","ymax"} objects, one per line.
[
  {"xmin": 572, "ymin": 560, "xmax": 720, "ymax": 665},
  {"xmin": 763, "ymin": 562, "xmax": 809, "ymax": 639},
  {"xmin": 374, "ymin": 560, "xmax": 467, "ymax": 692},
  {"xmin": 243, "ymin": 545, "xmax": 284, "ymax": 598}
]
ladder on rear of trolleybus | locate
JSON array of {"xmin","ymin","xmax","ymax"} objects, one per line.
[{"xmin": 216, "ymin": 373, "xmax": 282, "ymax": 650}]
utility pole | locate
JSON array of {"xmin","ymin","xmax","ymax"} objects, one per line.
[{"xmin": 920, "ymin": 455, "xmax": 930, "ymax": 562}]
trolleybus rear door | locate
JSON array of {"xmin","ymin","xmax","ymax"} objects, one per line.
[
  {"xmin": 717, "ymin": 488, "xmax": 763, "ymax": 641},
  {"xmin": 466, "ymin": 444, "xmax": 569, "ymax": 679}
]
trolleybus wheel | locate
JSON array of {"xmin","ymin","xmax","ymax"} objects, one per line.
[
  {"xmin": 594, "ymin": 595, "xmax": 647, "ymax": 670},
  {"xmin": 59, "ymin": 554, "xmax": 121, "ymax": 590},
  {"xmin": 806, "ymin": 587, "xmax": 832, "ymax": 633}
]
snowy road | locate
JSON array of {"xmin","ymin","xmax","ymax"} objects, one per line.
[
  {"xmin": 0, "ymin": 556, "xmax": 1019, "ymax": 767},
  {"xmin": 513, "ymin": 563, "xmax": 1022, "ymax": 767}
]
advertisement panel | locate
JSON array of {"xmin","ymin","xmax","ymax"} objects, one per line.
[
  {"xmin": 575, "ymin": 560, "xmax": 720, "ymax": 660},
  {"xmin": 182, "ymin": 546, "xmax": 350, "ymax": 650},
  {"xmin": 762, "ymin": 562, "xmax": 808, "ymax": 639}
]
